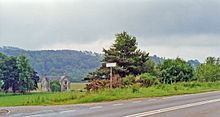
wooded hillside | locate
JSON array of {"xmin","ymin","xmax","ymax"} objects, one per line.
[
  {"xmin": 0, "ymin": 46, "xmax": 200, "ymax": 82},
  {"xmin": 0, "ymin": 46, "xmax": 102, "ymax": 82}
]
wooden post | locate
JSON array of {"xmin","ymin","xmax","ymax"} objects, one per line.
[{"xmin": 110, "ymin": 67, "xmax": 113, "ymax": 89}]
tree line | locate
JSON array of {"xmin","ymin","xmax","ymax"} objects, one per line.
[
  {"xmin": 0, "ymin": 46, "xmax": 199, "ymax": 82},
  {"xmin": 0, "ymin": 47, "xmax": 102, "ymax": 82},
  {"xmin": 85, "ymin": 32, "xmax": 220, "ymax": 91},
  {"xmin": 0, "ymin": 53, "xmax": 39, "ymax": 93},
  {"xmin": 1, "ymin": 32, "xmax": 219, "ymax": 93}
]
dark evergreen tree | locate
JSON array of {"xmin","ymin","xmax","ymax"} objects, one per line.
[{"xmin": 85, "ymin": 32, "xmax": 152, "ymax": 80}]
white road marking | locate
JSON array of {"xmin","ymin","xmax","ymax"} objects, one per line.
[
  {"xmin": 25, "ymin": 115, "xmax": 44, "ymax": 117},
  {"xmin": 89, "ymin": 106, "xmax": 103, "ymax": 109},
  {"xmin": 132, "ymin": 101, "xmax": 142, "ymax": 104},
  {"xmin": 24, "ymin": 110, "xmax": 54, "ymax": 117},
  {"xmin": 163, "ymin": 94, "xmax": 191, "ymax": 100},
  {"xmin": 162, "ymin": 97, "xmax": 172, "ymax": 99},
  {"xmin": 38, "ymin": 110, "xmax": 54, "ymax": 113},
  {"xmin": 113, "ymin": 103, "xmax": 124, "ymax": 106},
  {"xmin": 148, "ymin": 99, "xmax": 157, "ymax": 101},
  {"xmin": 124, "ymin": 98, "xmax": 220, "ymax": 117},
  {"xmin": 59, "ymin": 110, "xmax": 76, "ymax": 114}
]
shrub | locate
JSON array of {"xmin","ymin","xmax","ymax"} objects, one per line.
[
  {"xmin": 86, "ymin": 79, "xmax": 122, "ymax": 91},
  {"xmin": 131, "ymin": 84, "xmax": 140, "ymax": 93},
  {"xmin": 158, "ymin": 58, "xmax": 194, "ymax": 84},
  {"xmin": 50, "ymin": 80, "xmax": 61, "ymax": 92},
  {"xmin": 85, "ymin": 80, "xmax": 109, "ymax": 91},
  {"xmin": 196, "ymin": 64, "xmax": 220, "ymax": 82},
  {"xmin": 139, "ymin": 73, "xmax": 160, "ymax": 87},
  {"xmin": 122, "ymin": 75, "xmax": 136, "ymax": 87}
]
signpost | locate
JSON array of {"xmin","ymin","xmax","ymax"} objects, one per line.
[
  {"xmin": 106, "ymin": 63, "xmax": 116, "ymax": 68},
  {"xmin": 106, "ymin": 63, "xmax": 116, "ymax": 89}
]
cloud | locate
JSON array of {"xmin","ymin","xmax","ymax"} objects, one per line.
[
  {"xmin": 39, "ymin": 38, "xmax": 113, "ymax": 52},
  {"xmin": 1, "ymin": 0, "xmax": 220, "ymax": 61}
]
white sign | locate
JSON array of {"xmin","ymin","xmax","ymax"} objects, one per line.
[{"xmin": 106, "ymin": 63, "xmax": 116, "ymax": 67}]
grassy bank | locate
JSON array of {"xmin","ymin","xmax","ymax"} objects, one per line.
[{"xmin": 1, "ymin": 82, "xmax": 220, "ymax": 106}]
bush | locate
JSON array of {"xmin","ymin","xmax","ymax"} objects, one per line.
[
  {"xmin": 131, "ymin": 84, "xmax": 140, "ymax": 93},
  {"xmin": 122, "ymin": 75, "xmax": 136, "ymax": 87},
  {"xmin": 139, "ymin": 73, "xmax": 160, "ymax": 87},
  {"xmin": 158, "ymin": 58, "xmax": 194, "ymax": 84},
  {"xmin": 196, "ymin": 64, "xmax": 220, "ymax": 82},
  {"xmin": 50, "ymin": 80, "xmax": 61, "ymax": 92},
  {"xmin": 86, "ymin": 79, "xmax": 122, "ymax": 91}
]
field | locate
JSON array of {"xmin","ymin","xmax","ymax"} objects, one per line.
[
  {"xmin": 70, "ymin": 83, "xmax": 87, "ymax": 91},
  {"xmin": 36, "ymin": 83, "xmax": 87, "ymax": 92},
  {"xmin": 1, "ymin": 82, "xmax": 220, "ymax": 107}
]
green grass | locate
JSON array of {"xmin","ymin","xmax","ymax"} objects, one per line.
[
  {"xmin": 70, "ymin": 83, "xmax": 87, "ymax": 91},
  {"xmin": 0, "ymin": 92, "xmax": 86, "ymax": 106},
  {"xmin": 36, "ymin": 83, "xmax": 86, "ymax": 92},
  {"xmin": 1, "ymin": 82, "xmax": 220, "ymax": 107}
]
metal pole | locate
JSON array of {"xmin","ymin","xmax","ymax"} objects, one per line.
[{"xmin": 110, "ymin": 67, "xmax": 113, "ymax": 89}]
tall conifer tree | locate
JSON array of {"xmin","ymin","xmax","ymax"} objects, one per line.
[{"xmin": 85, "ymin": 32, "xmax": 151, "ymax": 80}]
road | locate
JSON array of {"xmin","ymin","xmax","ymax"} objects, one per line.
[{"xmin": 2, "ymin": 90, "xmax": 220, "ymax": 117}]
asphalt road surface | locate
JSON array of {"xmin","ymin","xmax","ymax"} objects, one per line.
[{"xmin": 2, "ymin": 91, "xmax": 220, "ymax": 117}]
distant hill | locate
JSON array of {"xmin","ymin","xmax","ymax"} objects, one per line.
[
  {"xmin": 0, "ymin": 46, "xmax": 200, "ymax": 82},
  {"xmin": 150, "ymin": 55, "xmax": 165, "ymax": 65},
  {"xmin": 188, "ymin": 59, "xmax": 201, "ymax": 69},
  {"xmin": 0, "ymin": 46, "xmax": 102, "ymax": 82}
]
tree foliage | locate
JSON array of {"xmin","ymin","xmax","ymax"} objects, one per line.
[
  {"xmin": 0, "ymin": 47, "xmax": 102, "ymax": 82},
  {"xmin": 0, "ymin": 46, "xmax": 200, "ymax": 82},
  {"xmin": 139, "ymin": 73, "xmax": 160, "ymax": 87},
  {"xmin": 0, "ymin": 56, "xmax": 19, "ymax": 93},
  {"xmin": 86, "ymin": 32, "xmax": 152, "ymax": 80},
  {"xmin": 158, "ymin": 58, "xmax": 194, "ymax": 84},
  {"xmin": 196, "ymin": 57, "xmax": 220, "ymax": 82},
  {"xmin": 50, "ymin": 80, "xmax": 61, "ymax": 92},
  {"xmin": 122, "ymin": 75, "xmax": 136, "ymax": 87},
  {"xmin": 103, "ymin": 32, "xmax": 150, "ymax": 76},
  {"xmin": 0, "ymin": 53, "xmax": 39, "ymax": 93}
]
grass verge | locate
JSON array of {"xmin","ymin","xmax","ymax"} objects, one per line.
[{"xmin": 1, "ymin": 81, "xmax": 220, "ymax": 106}]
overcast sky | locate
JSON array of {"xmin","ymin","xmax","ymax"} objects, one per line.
[{"xmin": 1, "ymin": 0, "xmax": 220, "ymax": 61}]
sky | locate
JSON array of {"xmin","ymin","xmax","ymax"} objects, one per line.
[{"xmin": 1, "ymin": 0, "xmax": 220, "ymax": 61}]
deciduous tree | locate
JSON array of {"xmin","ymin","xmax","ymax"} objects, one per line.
[
  {"xmin": 158, "ymin": 58, "xmax": 194, "ymax": 84},
  {"xmin": 196, "ymin": 57, "xmax": 220, "ymax": 82},
  {"xmin": 0, "ymin": 53, "xmax": 39, "ymax": 93}
]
